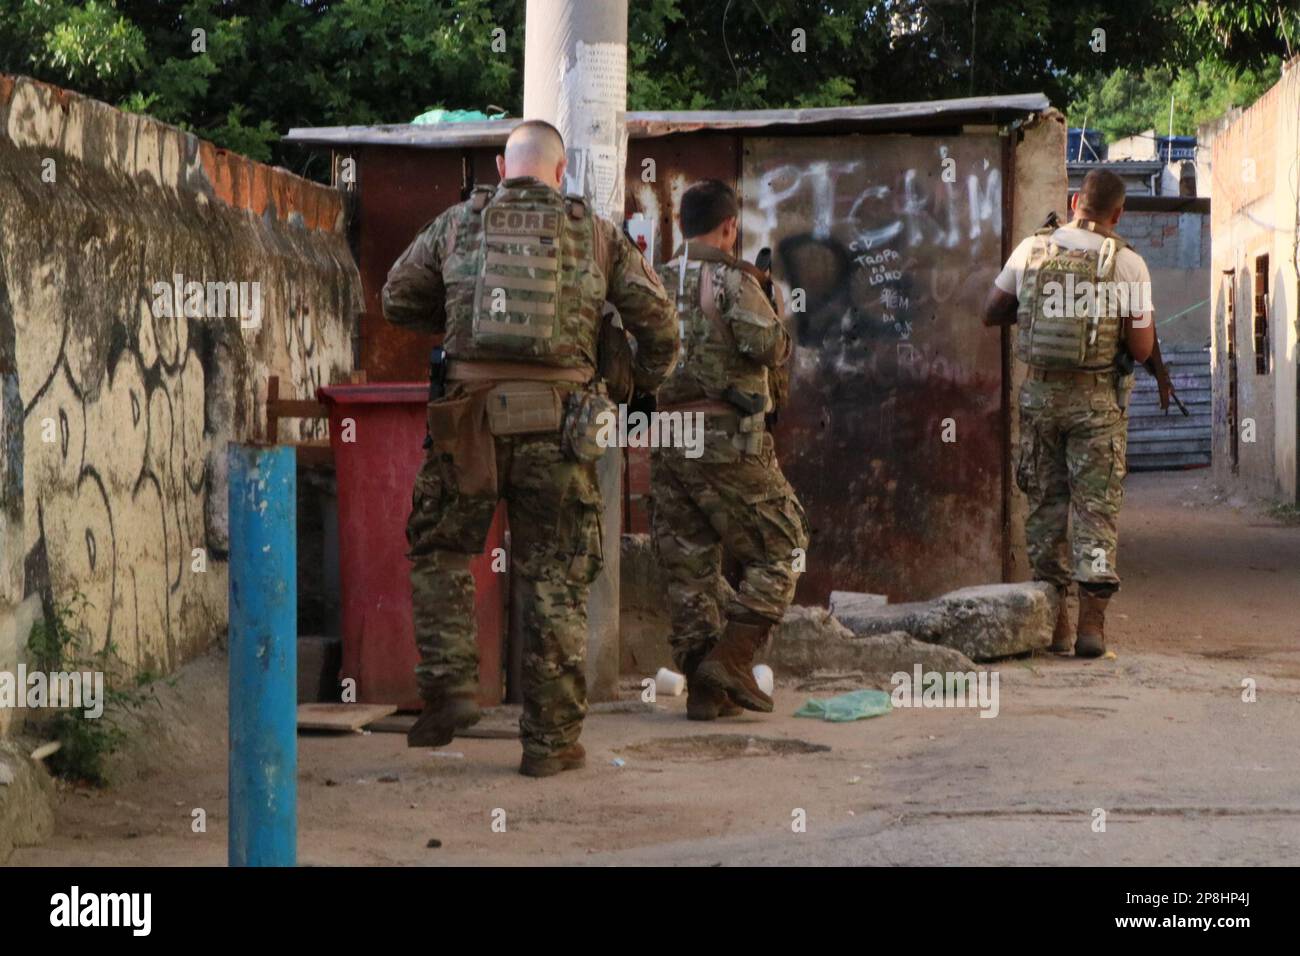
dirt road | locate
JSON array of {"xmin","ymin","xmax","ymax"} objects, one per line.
[{"xmin": 11, "ymin": 470, "xmax": 1300, "ymax": 866}]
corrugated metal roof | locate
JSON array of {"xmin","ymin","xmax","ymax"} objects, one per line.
[
  {"xmin": 1068, "ymin": 159, "xmax": 1165, "ymax": 171},
  {"xmin": 285, "ymin": 92, "xmax": 1052, "ymax": 149}
]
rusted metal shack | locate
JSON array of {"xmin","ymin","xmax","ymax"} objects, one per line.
[{"xmin": 287, "ymin": 94, "xmax": 1064, "ymax": 603}]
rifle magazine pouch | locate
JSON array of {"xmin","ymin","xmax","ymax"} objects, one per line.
[
  {"xmin": 485, "ymin": 381, "xmax": 564, "ymax": 436},
  {"xmin": 561, "ymin": 386, "xmax": 616, "ymax": 463},
  {"xmin": 426, "ymin": 388, "xmax": 498, "ymax": 497}
]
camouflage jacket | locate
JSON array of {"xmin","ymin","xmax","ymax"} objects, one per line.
[
  {"xmin": 381, "ymin": 176, "xmax": 678, "ymax": 393},
  {"xmin": 655, "ymin": 243, "xmax": 790, "ymax": 409}
]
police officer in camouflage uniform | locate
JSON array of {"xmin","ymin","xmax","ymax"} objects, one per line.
[
  {"xmin": 983, "ymin": 170, "xmax": 1154, "ymax": 657},
  {"xmin": 382, "ymin": 120, "xmax": 678, "ymax": 776},
  {"xmin": 650, "ymin": 180, "xmax": 808, "ymax": 718}
]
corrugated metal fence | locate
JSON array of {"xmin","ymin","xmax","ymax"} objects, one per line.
[{"xmin": 1127, "ymin": 345, "xmax": 1212, "ymax": 470}]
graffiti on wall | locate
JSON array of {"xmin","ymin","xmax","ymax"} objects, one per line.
[
  {"xmin": 740, "ymin": 134, "xmax": 1006, "ymax": 601},
  {"xmin": 0, "ymin": 76, "xmax": 356, "ymax": 673}
]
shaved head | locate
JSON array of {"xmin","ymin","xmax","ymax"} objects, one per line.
[
  {"xmin": 500, "ymin": 120, "xmax": 567, "ymax": 187},
  {"xmin": 1077, "ymin": 169, "xmax": 1126, "ymax": 219}
]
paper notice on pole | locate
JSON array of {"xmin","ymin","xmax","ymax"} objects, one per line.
[
  {"xmin": 587, "ymin": 146, "xmax": 620, "ymax": 210},
  {"xmin": 558, "ymin": 41, "xmax": 627, "ymax": 218},
  {"xmin": 573, "ymin": 42, "xmax": 626, "ymax": 110}
]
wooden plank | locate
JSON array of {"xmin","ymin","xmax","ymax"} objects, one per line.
[
  {"xmin": 268, "ymin": 398, "xmax": 328, "ymax": 419},
  {"xmin": 297, "ymin": 702, "xmax": 397, "ymax": 732},
  {"xmin": 367, "ymin": 714, "xmax": 416, "ymax": 734},
  {"xmin": 367, "ymin": 712, "xmax": 518, "ymax": 739},
  {"xmin": 267, "ymin": 375, "xmax": 280, "ymax": 443}
]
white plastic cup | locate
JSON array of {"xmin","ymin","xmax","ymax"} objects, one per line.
[
  {"xmin": 753, "ymin": 664, "xmax": 774, "ymax": 696},
  {"xmin": 655, "ymin": 667, "xmax": 686, "ymax": 697}
]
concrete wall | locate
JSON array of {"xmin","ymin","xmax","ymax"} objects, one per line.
[
  {"xmin": 0, "ymin": 75, "xmax": 361, "ymax": 720},
  {"xmin": 1207, "ymin": 60, "xmax": 1300, "ymax": 502},
  {"xmin": 1120, "ymin": 205, "xmax": 1211, "ymax": 348}
]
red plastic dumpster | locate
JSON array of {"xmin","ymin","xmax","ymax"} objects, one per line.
[{"xmin": 319, "ymin": 384, "xmax": 507, "ymax": 710}]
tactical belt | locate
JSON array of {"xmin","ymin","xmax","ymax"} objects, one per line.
[
  {"xmin": 659, "ymin": 398, "xmax": 737, "ymax": 417},
  {"xmin": 1026, "ymin": 367, "xmax": 1114, "ymax": 384},
  {"xmin": 447, "ymin": 359, "xmax": 593, "ymax": 385}
]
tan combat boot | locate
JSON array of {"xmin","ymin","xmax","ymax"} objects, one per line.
[
  {"xmin": 519, "ymin": 743, "xmax": 586, "ymax": 778},
  {"xmin": 1075, "ymin": 592, "xmax": 1109, "ymax": 658},
  {"xmin": 695, "ymin": 617, "xmax": 774, "ymax": 713},
  {"xmin": 1048, "ymin": 586, "xmax": 1073, "ymax": 654},
  {"xmin": 683, "ymin": 649, "xmax": 743, "ymax": 721},
  {"xmin": 407, "ymin": 691, "xmax": 480, "ymax": 748}
]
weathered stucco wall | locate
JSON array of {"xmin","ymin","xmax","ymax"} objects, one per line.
[
  {"xmin": 1208, "ymin": 60, "xmax": 1300, "ymax": 502},
  {"xmin": 0, "ymin": 74, "xmax": 360, "ymax": 699}
]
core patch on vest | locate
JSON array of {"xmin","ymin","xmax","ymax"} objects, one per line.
[
  {"xmin": 473, "ymin": 196, "xmax": 567, "ymax": 355},
  {"xmin": 483, "ymin": 208, "xmax": 561, "ymax": 237}
]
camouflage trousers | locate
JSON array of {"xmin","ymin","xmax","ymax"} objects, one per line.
[
  {"xmin": 1015, "ymin": 375, "xmax": 1129, "ymax": 591},
  {"xmin": 649, "ymin": 429, "xmax": 808, "ymax": 672},
  {"xmin": 406, "ymin": 430, "xmax": 603, "ymax": 758}
]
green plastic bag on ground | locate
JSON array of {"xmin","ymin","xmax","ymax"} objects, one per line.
[{"xmin": 794, "ymin": 689, "xmax": 893, "ymax": 722}]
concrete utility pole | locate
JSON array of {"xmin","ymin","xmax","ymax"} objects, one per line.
[
  {"xmin": 524, "ymin": 0, "xmax": 629, "ymax": 219},
  {"xmin": 523, "ymin": 0, "xmax": 629, "ymax": 701}
]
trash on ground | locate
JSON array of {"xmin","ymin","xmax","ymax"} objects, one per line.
[
  {"xmin": 793, "ymin": 689, "xmax": 892, "ymax": 722},
  {"xmin": 654, "ymin": 667, "xmax": 685, "ymax": 697}
]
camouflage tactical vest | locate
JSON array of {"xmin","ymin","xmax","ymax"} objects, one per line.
[
  {"xmin": 656, "ymin": 253, "xmax": 771, "ymax": 410},
  {"xmin": 442, "ymin": 179, "xmax": 605, "ymax": 367},
  {"xmin": 1015, "ymin": 226, "xmax": 1129, "ymax": 371}
]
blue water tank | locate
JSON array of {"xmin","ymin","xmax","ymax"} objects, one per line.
[{"xmin": 1067, "ymin": 128, "xmax": 1106, "ymax": 161}]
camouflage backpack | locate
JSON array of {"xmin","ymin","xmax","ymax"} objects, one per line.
[{"xmin": 1016, "ymin": 225, "xmax": 1128, "ymax": 371}]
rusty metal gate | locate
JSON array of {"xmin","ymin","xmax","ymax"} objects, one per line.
[{"xmin": 740, "ymin": 134, "xmax": 1007, "ymax": 602}]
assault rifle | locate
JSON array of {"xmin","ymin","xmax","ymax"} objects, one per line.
[{"xmin": 1118, "ymin": 334, "xmax": 1189, "ymax": 417}]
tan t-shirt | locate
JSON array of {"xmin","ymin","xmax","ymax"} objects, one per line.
[{"xmin": 994, "ymin": 224, "xmax": 1154, "ymax": 324}]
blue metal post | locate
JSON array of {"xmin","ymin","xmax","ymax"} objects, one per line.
[{"xmin": 227, "ymin": 442, "xmax": 297, "ymax": 866}]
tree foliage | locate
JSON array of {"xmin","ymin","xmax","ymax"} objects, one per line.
[
  {"xmin": 1, "ymin": 0, "xmax": 523, "ymax": 168},
  {"xmin": 0, "ymin": 1, "xmax": 1296, "ymax": 176},
  {"xmin": 1066, "ymin": 58, "xmax": 1282, "ymax": 140}
]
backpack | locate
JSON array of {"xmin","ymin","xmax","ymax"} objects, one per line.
[{"xmin": 1016, "ymin": 226, "xmax": 1127, "ymax": 370}]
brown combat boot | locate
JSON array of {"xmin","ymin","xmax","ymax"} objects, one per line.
[
  {"xmin": 1048, "ymin": 587, "xmax": 1073, "ymax": 654},
  {"xmin": 696, "ymin": 617, "xmax": 774, "ymax": 713},
  {"xmin": 519, "ymin": 742, "xmax": 586, "ymax": 778},
  {"xmin": 1075, "ymin": 592, "xmax": 1109, "ymax": 658},
  {"xmin": 407, "ymin": 691, "xmax": 480, "ymax": 748},
  {"xmin": 683, "ymin": 649, "xmax": 744, "ymax": 721}
]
